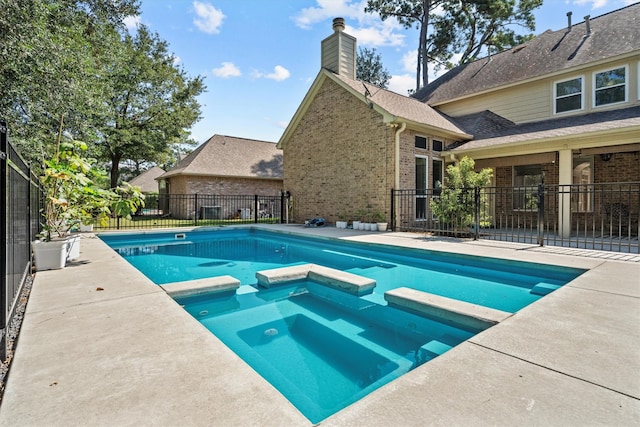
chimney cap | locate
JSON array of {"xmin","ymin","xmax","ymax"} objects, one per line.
[{"xmin": 332, "ymin": 17, "xmax": 345, "ymax": 32}]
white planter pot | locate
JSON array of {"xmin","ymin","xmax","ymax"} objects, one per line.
[
  {"xmin": 66, "ymin": 234, "xmax": 81, "ymax": 261},
  {"xmin": 79, "ymin": 223, "xmax": 94, "ymax": 232},
  {"xmin": 336, "ymin": 221, "xmax": 348, "ymax": 229},
  {"xmin": 32, "ymin": 239, "xmax": 68, "ymax": 271},
  {"xmin": 377, "ymin": 222, "xmax": 388, "ymax": 232},
  {"xmin": 352, "ymin": 221, "xmax": 361, "ymax": 230}
]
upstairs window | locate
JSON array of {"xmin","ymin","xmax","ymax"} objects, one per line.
[
  {"xmin": 554, "ymin": 77, "xmax": 583, "ymax": 114},
  {"xmin": 594, "ymin": 66, "xmax": 626, "ymax": 107},
  {"xmin": 432, "ymin": 139, "xmax": 443, "ymax": 152},
  {"xmin": 415, "ymin": 136, "xmax": 427, "ymax": 149}
]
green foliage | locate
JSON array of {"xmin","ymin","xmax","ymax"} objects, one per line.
[
  {"xmin": 356, "ymin": 47, "xmax": 391, "ymax": 89},
  {"xmin": 429, "ymin": 0, "xmax": 542, "ymax": 67},
  {"xmin": 431, "ymin": 156, "xmax": 493, "ymax": 230},
  {"xmin": 40, "ymin": 131, "xmax": 144, "ymax": 241},
  {"xmin": 365, "ymin": 0, "xmax": 542, "ymax": 89},
  {"xmin": 0, "ymin": 0, "xmax": 204, "ymax": 186}
]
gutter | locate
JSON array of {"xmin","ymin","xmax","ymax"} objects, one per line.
[{"xmin": 393, "ymin": 121, "xmax": 407, "ymax": 189}]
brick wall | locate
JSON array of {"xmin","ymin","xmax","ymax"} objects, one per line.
[{"xmin": 283, "ymin": 78, "xmax": 393, "ymax": 223}]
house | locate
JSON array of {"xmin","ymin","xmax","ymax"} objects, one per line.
[
  {"xmin": 158, "ymin": 134, "xmax": 283, "ymax": 219},
  {"xmin": 127, "ymin": 166, "xmax": 165, "ymax": 194},
  {"xmin": 278, "ymin": 7, "xmax": 639, "ymax": 237}
]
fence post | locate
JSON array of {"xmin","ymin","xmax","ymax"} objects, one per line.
[
  {"xmin": 537, "ymin": 183, "xmax": 545, "ymax": 246},
  {"xmin": 254, "ymin": 195, "xmax": 259, "ymax": 223},
  {"xmin": 1, "ymin": 120, "xmax": 7, "ymax": 362},
  {"xmin": 280, "ymin": 192, "xmax": 285, "ymax": 224},
  {"xmin": 194, "ymin": 193, "xmax": 198, "ymax": 225},
  {"xmin": 390, "ymin": 189, "xmax": 395, "ymax": 232},
  {"xmin": 473, "ymin": 187, "xmax": 480, "ymax": 240}
]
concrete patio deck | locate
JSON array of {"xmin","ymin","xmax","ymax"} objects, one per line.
[{"xmin": 0, "ymin": 224, "xmax": 638, "ymax": 426}]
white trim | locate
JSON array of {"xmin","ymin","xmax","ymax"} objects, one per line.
[
  {"xmin": 592, "ymin": 64, "xmax": 628, "ymax": 108},
  {"xmin": 553, "ymin": 75, "xmax": 584, "ymax": 115}
]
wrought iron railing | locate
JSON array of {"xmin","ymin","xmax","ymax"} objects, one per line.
[{"xmin": 392, "ymin": 183, "xmax": 639, "ymax": 253}]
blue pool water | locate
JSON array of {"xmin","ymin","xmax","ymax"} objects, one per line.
[
  {"xmin": 101, "ymin": 228, "xmax": 585, "ymax": 313},
  {"xmin": 100, "ymin": 227, "xmax": 585, "ymax": 423},
  {"xmin": 176, "ymin": 281, "xmax": 477, "ymax": 423}
]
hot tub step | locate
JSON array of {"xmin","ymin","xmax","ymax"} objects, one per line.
[
  {"xmin": 530, "ymin": 283, "xmax": 561, "ymax": 296},
  {"xmin": 419, "ymin": 340, "xmax": 452, "ymax": 357}
]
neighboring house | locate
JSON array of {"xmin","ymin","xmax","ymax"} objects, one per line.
[
  {"xmin": 158, "ymin": 134, "xmax": 283, "ymax": 218},
  {"xmin": 278, "ymin": 7, "xmax": 639, "ymax": 236},
  {"xmin": 127, "ymin": 166, "xmax": 165, "ymax": 193}
]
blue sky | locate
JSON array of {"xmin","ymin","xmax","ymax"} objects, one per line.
[{"xmin": 125, "ymin": 0, "xmax": 638, "ymax": 145}]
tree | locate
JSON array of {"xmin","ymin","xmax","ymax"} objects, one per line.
[
  {"xmin": 365, "ymin": 0, "xmax": 541, "ymax": 91},
  {"xmin": 356, "ymin": 47, "xmax": 391, "ymax": 89},
  {"xmin": 0, "ymin": 0, "xmax": 139, "ymax": 167},
  {"xmin": 431, "ymin": 156, "xmax": 493, "ymax": 231},
  {"xmin": 365, "ymin": 0, "xmax": 439, "ymax": 91},
  {"xmin": 429, "ymin": 0, "xmax": 541, "ymax": 70},
  {"xmin": 97, "ymin": 25, "xmax": 205, "ymax": 187}
]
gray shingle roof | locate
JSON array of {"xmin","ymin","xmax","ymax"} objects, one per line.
[
  {"xmin": 330, "ymin": 71, "xmax": 469, "ymax": 136},
  {"xmin": 128, "ymin": 166, "xmax": 165, "ymax": 192},
  {"xmin": 159, "ymin": 135, "xmax": 282, "ymax": 179},
  {"xmin": 414, "ymin": 3, "xmax": 640, "ymax": 104},
  {"xmin": 450, "ymin": 105, "xmax": 640, "ymax": 151}
]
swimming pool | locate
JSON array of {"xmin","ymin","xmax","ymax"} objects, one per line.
[
  {"xmin": 100, "ymin": 227, "xmax": 585, "ymax": 423},
  {"xmin": 101, "ymin": 228, "xmax": 584, "ymax": 313}
]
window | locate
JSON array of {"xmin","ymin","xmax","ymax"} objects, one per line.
[
  {"xmin": 554, "ymin": 77, "xmax": 583, "ymax": 113},
  {"xmin": 513, "ymin": 165, "xmax": 543, "ymax": 211},
  {"xmin": 415, "ymin": 136, "xmax": 427, "ymax": 149},
  {"xmin": 432, "ymin": 159, "xmax": 443, "ymax": 195},
  {"xmin": 572, "ymin": 156, "xmax": 593, "ymax": 212},
  {"xmin": 432, "ymin": 139, "xmax": 443, "ymax": 152},
  {"xmin": 415, "ymin": 157, "xmax": 427, "ymax": 219},
  {"xmin": 594, "ymin": 66, "xmax": 627, "ymax": 107}
]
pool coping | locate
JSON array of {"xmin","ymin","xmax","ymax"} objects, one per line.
[
  {"xmin": 1, "ymin": 224, "xmax": 638, "ymax": 426},
  {"xmin": 256, "ymin": 263, "xmax": 376, "ymax": 296},
  {"xmin": 384, "ymin": 286, "xmax": 512, "ymax": 331}
]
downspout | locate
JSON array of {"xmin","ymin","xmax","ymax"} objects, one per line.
[
  {"xmin": 394, "ymin": 121, "xmax": 406, "ymax": 189},
  {"xmin": 393, "ymin": 121, "xmax": 406, "ymax": 231}
]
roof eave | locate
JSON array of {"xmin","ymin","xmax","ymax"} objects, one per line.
[{"xmin": 447, "ymin": 125, "xmax": 640, "ymax": 160}]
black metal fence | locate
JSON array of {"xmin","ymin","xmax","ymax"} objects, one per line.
[
  {"xmin": 98, "ymin": 193, "xmax": 288, "ymax": 230},
  {"xmin": 392, "ymin": 182, "xmax": 639, "ymax": 253},
  {"xmin": 1, "ymin": 121, "xmax": 43, "ymax": 361}
]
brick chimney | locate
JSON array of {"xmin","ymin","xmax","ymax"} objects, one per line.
[{"xmin": 321, "ymin": 17, "xmax": 356, "ymax": 79}]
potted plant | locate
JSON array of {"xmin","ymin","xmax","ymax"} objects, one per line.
[
  {"xmin": 373, "ymin": 210, "xmax": 388, "ymax": 232},
  {"xmin": 33, "ymin": 132, "xmax": 144, "ymax": 270},
  {"xmin": 336, "ymin": 212, "xmax": 348, "ymax": 229}
]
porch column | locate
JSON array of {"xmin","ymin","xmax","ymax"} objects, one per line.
[{"xmin": 558, "ymin": 148, "xmax": 572, "ymax": 238}]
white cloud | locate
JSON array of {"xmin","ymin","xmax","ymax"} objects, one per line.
[
  {"xmin": 293, "ymin": 0, "xmax": 367, "ymax": 29},
  {"xmin": 401, "ymin": 49, "xmax": 417, "ymax": 73},
  {"xmin": 254, "ymin": 65, "xmax": 291, "ymax": 81},
  {"xmin": 293, "ymin": 1, "xmax": 405, "ymax": 48},
  {"xmin": 388, "ymin": 74, "xmax": 415, "ymax": 96},
  {"xmin": 193, "ymin": 1, "xmax": 225, "ymax": 34},
  {"xmin": 123, "ymin": 15, "xmax": 141, "ymax": 31},
  {"xmin": 572, "ymin": 0, "xmax": 609, "ymax": 9},
  {"xmin": 212, "ymin": 62, "xmax": 241, "ymax": 78}
]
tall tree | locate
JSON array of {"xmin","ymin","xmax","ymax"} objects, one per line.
[
  {"xmin": 0, "ymin": 0, "xmax": 139, "ymax": 166},
  {"xmin": 356, "ymin": 47, "xmax": 391, "ymax": 89},
  {"xmin": 365, "ymin": 0, "xmax": 541, "ymax": 91},
  {"xmin": 429, "ymin": 0, "xmax": 541, "ymax": 70},
  {"xmin": 365, "ymin": 0, "xmax": 441, "ymax": 91},
  {"xmin": 98, "ymin": 25, "xmax": 205, "ymax": 187}
]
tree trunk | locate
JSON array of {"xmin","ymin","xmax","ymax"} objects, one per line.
[{"xmin": 110, "ymin": 152, "xmax": 122, "ymax": 188}]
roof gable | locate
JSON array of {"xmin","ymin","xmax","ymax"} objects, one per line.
[
  {"xmin": 160, "ymin": 135, "xmax": 282, "ymax": 180},
  {"xmin": 415, "ymin": 3, "xmax": 640, "ymax": 104},
  {"xmin": 277, "ymin": 69, "xmax": 469, "ymax": 148},
  {"xmin": 127, "ymin": 166, "xmax": 165, "ymax": 193}
]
